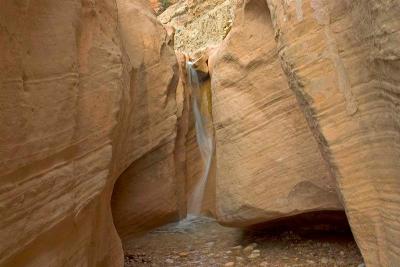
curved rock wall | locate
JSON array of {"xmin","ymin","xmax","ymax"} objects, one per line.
[
  {"xmin": 266, "ymin": 0, "xmax": 400, "ymax": 265},
  {"xmin": 0, "ymin": 0, "xmax": 183, "ymax": 266},
  {"xmin": 1, "ymin": 0, "xmax": 400, "ymax": 266},
  {"xmin": 110, "ymin": 0, "xmax": 186, "ymax": 240},
  {"xmin": 0, "ymin": 0, "xmax": 123, "ymax": 265},
  {"xmin": 209, "ymin": 0, "xmax": 342, "ymax": 227}
]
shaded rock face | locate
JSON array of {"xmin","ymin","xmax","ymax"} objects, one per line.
[
  {"xmin": 110, "ymin": 0, "xmax": 186, "ymax": 240},
  {"xmin": 265, "ymin": 0, "xmax": 400, "ymax": 265},
  {"xmin": 0, "ymin": 0, "xmax": 183, "ymax": 266},
  {"xmin": 209, "ymin": 0, "xmax": 342, "ymax": 227}
]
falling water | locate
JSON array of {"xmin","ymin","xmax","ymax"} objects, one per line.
[{"xmin": 186, "ymin": 61, "xmax": 214, "ymax": 215}]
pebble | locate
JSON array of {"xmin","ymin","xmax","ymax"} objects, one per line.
[
  {"xmin": 226, "ymin": 250, "xmax": 232, "ymax": 255},
  {"xmin": 321, "ymin": 257, "xmax": 329, "ymax": 264},
  {"xmin": 248, "ymin": 252, "xmax": 260, "ymax": 259},
  {"xmin": 179, "ymin": 252, "xmax": 189, "ymax": 257},
  {"xmin": 340, "ymin": 251, "xmax": 345, "ymax": 256},
  {"xmin": 165, "ymin": 259, "xmax": 174, "ymax": 264},
  {"xmin": 224, "ymin": 262, "xmax": 235, "ymax": 267},
  {"xmin": 259, "ymin": 262, "xmax": 268, "ymax": 267},
  {"xmin": 232, "ymin": 245, "xmax": 243, "ymax": 251},
  {"xmin": 244, "ymin": 245, "xmax": 255, "ymax": 254},
  {"xmin": 307, "ymin": 260, "xmax": 316, "ymax": 264},
  {"xmin": 236, "ymin": 256, "xmax": 244, "ymax": 262}
]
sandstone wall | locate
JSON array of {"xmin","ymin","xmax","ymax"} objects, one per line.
[
  {"xmin": 209, "ymin": 0, "xmax": 342, "ymax": 227},
  {"xmin": 0, "ymin": 0, "xmax": 123, "ymax": 265},
  {"xmin": 0, "ymin": 0, "xmax": 183, "ymax": 266},
  {"xmin": 1, "ymin": 0, "xmax": 400, "ymax": 266},
  {"xmin": 266, "ymin": 0, "xmax": 400, "ymax": 265},
  {"xmin": 110, "ymin": 0, "xmax": 186, "ymax": 240}
]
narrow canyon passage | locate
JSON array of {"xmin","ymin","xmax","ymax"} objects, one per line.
[
  {"xmin": 1, "ymin": 0, "xmax": 399, "ymax": 266},
  {"xmin": 116, "ymin": 3, "xmax": 364, "ymax": 265},
  {"xmin": 112, "ymin": 0, "xmax": 399, "ymax": 266}
]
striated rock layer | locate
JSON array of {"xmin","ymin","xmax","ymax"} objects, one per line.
[
  {"xmin": 209, "ymin": 0, "xmax": 342, "ymax": 227},
  {"xmin": 266, "ymin": 0, "xmax": 400, "ymax": 265},
  {"xmin": 1, "ymin": 0, "xmax": 400, "ymax": 266},
  {"xmin": 0, "ymin": 1, "xmax": 123, "ymax": 265},
  {"xmin": 0, "ymin": 0, "xmax": 183, "ymax": 266},
  {"xmin": 110, "ymin": 0, "xmax": 186, "ymax": 240}
]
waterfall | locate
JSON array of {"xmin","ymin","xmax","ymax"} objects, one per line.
[{"xmin": 186, "ymin": 61, "xmax": 214, "ymax": 215}]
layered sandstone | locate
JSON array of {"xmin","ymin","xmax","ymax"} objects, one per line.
[
  {"xmin": 110, "ymin": 0, "xmax": 186, "ymax": 240},
  {"xmin": 266, "ymin": 0, "xmax": 400, "ymax": 265},
  {"xmin": 0, "ymin": 1, "xmax": 123, "ymax": 265},
  {"xmin": 0, "ymin": 0, "xmax": 183, "ymax": 265},
  {"xmin": 209, "ymin": 0, "xmax": 342, "ymax": 227},
  {"xmin": 1, "ymin": 0, "xmax": 400, "ymax": 266}
]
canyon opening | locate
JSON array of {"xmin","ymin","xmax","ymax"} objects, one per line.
[{"xmin": 1, "ymin": 0, "xmax": 400, "ymax": 267}]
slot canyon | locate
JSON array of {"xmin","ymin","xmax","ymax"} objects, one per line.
[{"xmin": 1, "ymin": 0, "xmax": 399, "ymax": 266}]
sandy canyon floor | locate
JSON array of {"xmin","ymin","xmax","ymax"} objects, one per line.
[{"xmin": 123, "ymin": 216, "xmax": 364, "ymax": 267}]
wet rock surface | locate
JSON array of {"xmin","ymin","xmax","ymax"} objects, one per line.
[{"xmin": 124, "ymin": 216, "xmax": 363, "ymax": 266}]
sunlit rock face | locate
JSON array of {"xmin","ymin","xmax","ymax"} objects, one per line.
[
  {"xmin": 158, "ymin": 0, "xmax": 236, "ymax": 53},
  {"xmin": 0, "ymin": 0, "xmax": 123, "ymax": 266},
  {"xmin": 266, "ymin": 0, "xmax": 400, "ymax": 265},
  {"xmin": 0, "ymin": 0, "xmax": 183, "ymax": 266},
  {"xmin": 209, "ymin": 0, "xmax": 342, "ymax": 228}
]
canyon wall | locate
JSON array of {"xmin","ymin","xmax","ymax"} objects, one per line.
[
  {"xmin": 209, "ymin": 0, "xmax": 342, "ymax": 227},
  {"xmin": 0, "ymin": 0, "xmax": 123, "ymax": 265},
  {"xmin": 0, "ymin": 0, "xmax": 183, "ymax": 266},
  {"xmin": 1, "ymin": 0, "xmax": 400, "ymax": 266},
  {"xmin": 171, "ymin": 0, "xmax": 400, "ymax": 264},
  {"xmin": 265, "ymin": 0, "xmax": 400, "ymax": 265},
  {"xmin": 207, "ymin": 0, "xmax": 400, "ymax": 265},
  {"xmin": 110, "ymin": 0, "xmax": 186, "ymax": 240}
]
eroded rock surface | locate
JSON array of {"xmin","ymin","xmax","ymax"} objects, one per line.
[
  {"xmin": 110, "ymin": 0, "xmax": 186, "ymax": 240},
  {"xmin": 266, "ymin": 0, "xmax": 400, "ymax": 265},
  {"xmin": 1, "ymin": 0, "xmax": 400, "ymax": 266},
  {"xmin": 159, "ymin": 0, "xmax": 235, "ymax": 53},
  {"xmin": 0, "ymin": 1, "xmax": 124, "ymax": 266},
  {"xmin": 209, "ymin": 0, "xmax": 342, "ymax": 227},
  {"xmin": 0, "ymin": 0, "xmax": 183, "ymax": 266}
]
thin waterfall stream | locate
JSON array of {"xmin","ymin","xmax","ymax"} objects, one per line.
[{"xmin": 186, "ymin": 61, "xmax": 214, "ymax": 215}]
